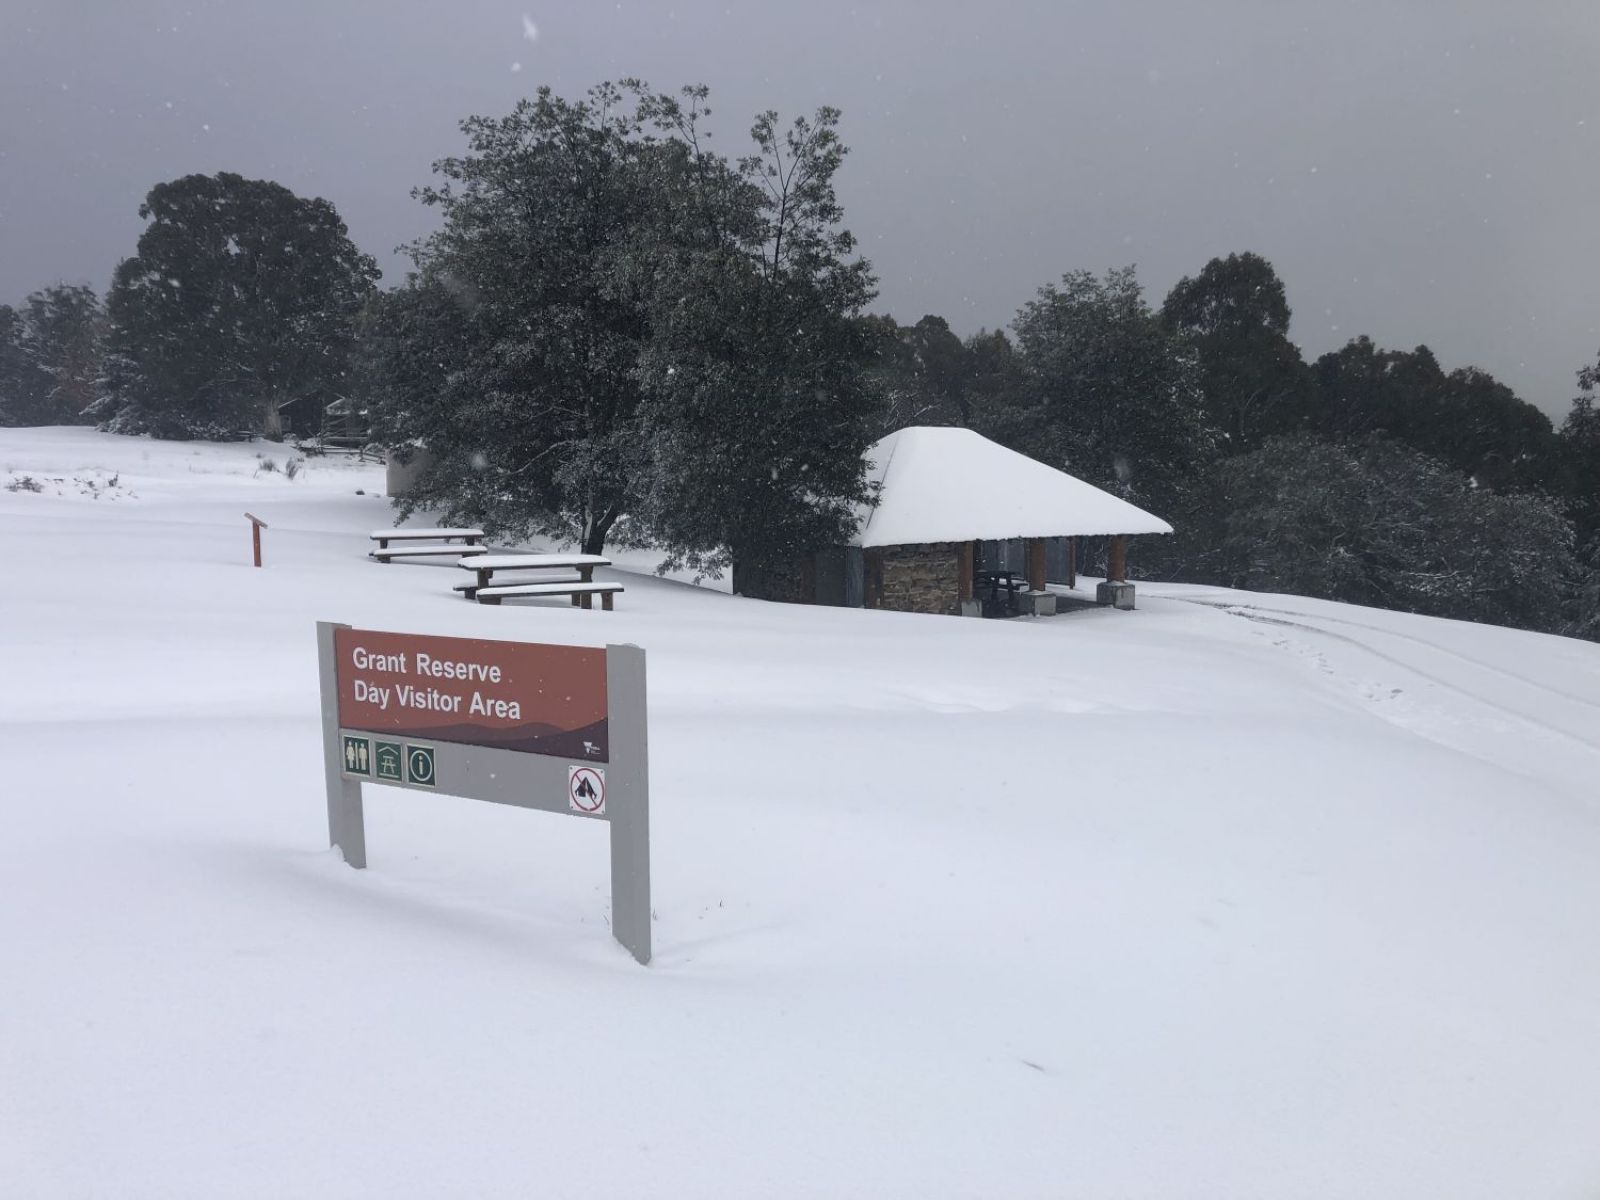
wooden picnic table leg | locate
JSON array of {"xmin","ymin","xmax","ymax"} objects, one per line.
[
  {"xmin": 602, "ymin": 592, "xmax": 614, "ymax": 612},
  {"xmin": 580, "ymin": 592, "xmax": 593, "ymax": 610}
]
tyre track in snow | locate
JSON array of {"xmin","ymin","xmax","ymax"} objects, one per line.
[
  {"xmin": 1179, "ymin": 598, "xmax": 1600, "ymax": 711},
  {"xmin": 1173, "ymin": 598, "xmax": 1600, "ymax": 761}
]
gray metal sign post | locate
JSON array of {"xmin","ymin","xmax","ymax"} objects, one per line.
[{"xmin": 315, "ymin": 621, "xmax": 652, "ymax": 964}]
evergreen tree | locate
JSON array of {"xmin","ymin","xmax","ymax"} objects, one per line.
[
  {"xmin": 1207, "ymin": 435, "xmax": 1577, "ymax": 632},
  {"xmin": 1160, "ymin": 251, "xmax": 1310, "ymax": 449},
  {"xmin": 964, "ymin": 328, "xmax": 1024, "ymax": 435},
  {"xmin": 21, "ymin": 285, "xmax": 105, "ymax": 423},
  {"xmin": 1560, "ymin": 363, "xmax": 1600, "ymax": 542},
  {"xmin": 1431, "ymin": 366, "xmax": 1560, "ymax": 492},
  {"xmin": 0, "ymin": 305, "xmax": 45, "ymax": 427},
  {"xmin": 1569, "ymin": 535, "xmax": 1600, "ymax": 641},
  {"xmin": 1310, "ymin": 339, "xmax": 1560, "ymax": 491},
  {"xmin": 369, "ymin": 84, "xmax": 882, "ymax": 575},
  {"xmin": 992, "ymin": 266, "xmax": 1216, "ymax": 518},
  {"xmin": 1308, "ymin": 337, "xmax": 1446, "ymax": 442},
  {"xmin": 0, "ymin": 286, "xmax": 105, "ymax": 426},
  {"xmin": 634, "ymin": 102, "xmax": 884, "ymax": 591},
  {"xmin": 865, "ymin": 313, "xmax": 974, "ymax": 430},
  {"xmin": 1551, "ymin": 357, "xmax": 1600, "ymax": 638},
  {"xmin": 98, "ymin": 173, "xmax": 377, "ymax": 439},
  {"xmin": 366, "ymin": 84, "xmax": 687, "ymax": 553}
]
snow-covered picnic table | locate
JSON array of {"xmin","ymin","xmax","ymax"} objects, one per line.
[
  {"xmin": 368, "ymin": 527, "xmax": 487, "ymax": 562},
  {"xmin": 455, "ymin": 552, "xmax": 622, "ymax": 609}
]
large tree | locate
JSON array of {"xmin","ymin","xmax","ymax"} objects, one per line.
[
  {"xmin": 991, "ymin": 266, "xmax": 1215, "ymax": 518},
  {"xmin": 1207, "ymin": 435, "xmax": 1578, "ymax": 633},
  {"xmin": 368, "ymin": 84, "xmax": 883, "ymax": 576},
  {"xmin": 0, "ymin": 305, "xmax": 43, "ymax": 426},
  {"xmin": 1551, "ymin": 357, "xmax": 1600, "ymax": 638},
  {"xmin": 368, "ymin": 85, "xmax": 666, "ymax": 552},
  {"xmin": 1160, "ymin": 251, "xmax": 1309, "ymax": 449},
  {"xmin": 635, "ymin": 101, "xmax": 883, "ymax": 591},
  {"xmin": 1430, "ymin": 366, "xmax": 1560, "ymax": 492},
  {"xmin": 1559, "ymin": 359, "xmax": 1600, "ymax": 541},
  {"xmin": 98, "ymin": 172, "xmax": 377, "ymax": 438},
  {"xmin": 1309, "ymin": 338, "xmax": 1559, "ymax": 491},
  {"xmin": 0, "ymin": 285, "xmax": 105, "ymax": 426},
  {"xmin": 865, "ymin": 313, "xmax": 974, "ymax": 430}
]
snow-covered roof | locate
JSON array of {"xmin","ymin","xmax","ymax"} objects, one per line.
[{"xmin": 849, "ymin": 426, "xmax": 1173, "ymax": 548}]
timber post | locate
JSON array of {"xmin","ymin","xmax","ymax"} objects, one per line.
[
  {"xmin": 244, "ymin": 512, "xmax": 268, "ymax": 568},
  {"xmin": 1108, "ymin": 535, "xmax": 1128, "ymax": 583},
  {"xmin": 1025, "ymin": 538, "xmax": 1046, "ymax": 592}
]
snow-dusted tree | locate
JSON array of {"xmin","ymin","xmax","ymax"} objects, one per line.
[
  {"xmin": 864, "ymin": 313, "xmax": 975, "ymax": 431},
  {"xmin": 97, "ymin": 173, "xmax": 377, "ymax": 439},
  {"xmin": 1160, "ymin": 251, "xmax": 1309, "ymax": 450},
  {"xmin": 1560, "ymin": 365, "xmax": 1600, "ymax": 541},
  {"xmin": 22, "ymin": 285, "xmax": 105, "ymax": 423},
  {"xmin": 991, "ymin": 266, "xmax": 1216, "ymax": 518},
  {"xmin": 1557, "ymin": 362, "xmax": 1600, "ymax": 639},
  {"xmin": 0, "ymin": 305, "xmax": 42, "ymax": 427},
  {"xmin": 366, "ymin": 84, "xmax": 883, "ymax": 575},
  {"xmin": 365, "ymin": 84, "xmax": 674, "ymax": 553},
  {"xmin": 1209, "ymin": 435, "xmax": 1578, "ymax": 633},
  {"xmin": 0, "ymin": 286, "xmax": 105, "ymax": 426},
  {"xmin": 635, "ymin": 101, "xmax": 884, "ymax": 592}
]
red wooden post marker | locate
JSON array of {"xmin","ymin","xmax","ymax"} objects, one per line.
[{"xmin": 244, "ymin": 512, "xmax": 268, "ymax": 567}]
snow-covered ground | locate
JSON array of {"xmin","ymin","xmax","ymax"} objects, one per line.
[{"xmin": 3, "ymin": 427, "xmax": 1599, "ymax": 1199}]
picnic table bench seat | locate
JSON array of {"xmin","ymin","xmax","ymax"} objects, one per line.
[
  {"xmin": 464, "ymin": 553, "xmax": 609, "ymax": 571},
  {"xmin": 369, "ymin": 526, "xmax": 488, "ymax": 562},
  {"xmin": 368, "ymin": 527, "xmax": 485, "ymax": 543},
  {"xmin": 452, "ymin": 573, "xmax": 583, "ymax": 598},
  {"xmin": 371, "ymin": 543, "xmax": 489, "ymax": 561},
  {"xmin": 475, "ymin": 580, "xmax": 624, "ymax": 609}
]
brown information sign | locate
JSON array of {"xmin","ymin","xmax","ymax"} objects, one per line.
[{"xmin": 334, "ymin": 627, "xmax": 609, "ymax": 761}]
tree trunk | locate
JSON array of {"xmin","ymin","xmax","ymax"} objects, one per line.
[
  {"xmin": 731, "ymin": 546, "xmax": 759, "ymax": 598},
  {"xmin": 581, "ymin": 506, "xmax": 621, "ymax": 557}
]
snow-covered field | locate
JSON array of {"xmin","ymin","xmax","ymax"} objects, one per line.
[{"xmin": 3, "ymin": 427, "xmax": 1599, "ymax": 1199}]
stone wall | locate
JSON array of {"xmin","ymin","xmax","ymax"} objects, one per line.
[{"xmin": 867, "ymin": 542, "xmax": 962, "ymax": 616}]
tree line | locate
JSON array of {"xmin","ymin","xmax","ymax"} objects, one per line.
[{"xmin": 1, "ymin": 81, "xmax": 1597, "ymax": 638}]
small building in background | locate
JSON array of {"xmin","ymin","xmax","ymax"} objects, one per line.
[
  {"xmin": 810, "ymin": 426, "xmax": 1172, "ymax": 617},
  {"xmin": 384, "ymin": 444, "xmax": 436, "ymax": 500}
]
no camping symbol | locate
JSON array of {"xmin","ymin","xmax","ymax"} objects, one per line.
[{"xmin": 568, "ymin": 765, "xmax": 606, "ymax": 815}]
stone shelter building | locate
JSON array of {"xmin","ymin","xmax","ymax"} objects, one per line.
[{"xmin": 812, "ymin": 426, "xmax": 1173, "ymax": 617}]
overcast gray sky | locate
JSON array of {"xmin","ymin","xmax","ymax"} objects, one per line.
[{"xmin": 3, "ymin": 0, "xmax": 1597, "ymax": 418}]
